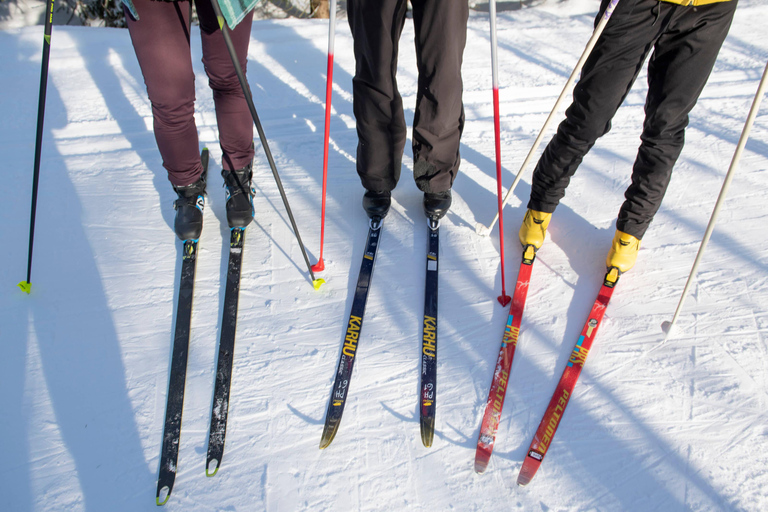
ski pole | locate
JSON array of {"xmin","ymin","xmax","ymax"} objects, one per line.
[
  {"xmin": 19, "ymin": 0, "xmax": 55, "ymax": 294},
  {"xmin": 489, "ymin": 0, "xmax": 511, "ymax": 306},
  {"xmin": 311, "ymin": 0, "xmax": 338, "ymax": 274},
  {"xmin": 477, "ymin": 0, "xmax": 621, "ymax": 236},
  {"xmin": 210, "ymin": 0, "xmax": 324, "ymax": 290},
  {"xmin": 662, "ymin": 59, "xmax": 768, "ymax": 339}
]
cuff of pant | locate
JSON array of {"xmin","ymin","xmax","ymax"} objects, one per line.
[{"xmin": 526, "ymin": 201, "xmax": 557, "ymax": 215}]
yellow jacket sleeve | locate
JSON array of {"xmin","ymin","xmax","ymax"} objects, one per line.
[{"xmin": 660, "ymin": 0, "xmax": 733, "ymax": 5}]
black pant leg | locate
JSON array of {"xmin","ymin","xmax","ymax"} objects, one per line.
[
  {"xmin": 411, "ymin": 0, "xmax": 469, "ymax": 194},
  {"xmin": 347, "ymin": 0, "xmax": 409, "ymax": 193},
  {"xmin": 617, "ymin": 0, "xmax": 737, "ymax": 238},
  {"xmin": 528, "ymin": 0, "xmax": 662, "ymax": 213}
]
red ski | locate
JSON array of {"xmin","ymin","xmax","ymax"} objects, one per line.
[
  {"xmin": 517, "ymin": 268, "xmax": 619, "ymax": 486},
  {"xmin": 475, "ymin": 247, "xmax": 536, "ymax": 473}
]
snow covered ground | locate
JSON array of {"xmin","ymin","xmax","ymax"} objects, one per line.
[{"xmin": 1, "ymin": 1, "xmax": 767, "ymax": 510}]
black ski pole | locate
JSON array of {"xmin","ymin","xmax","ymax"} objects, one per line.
[
  {"xmin": 209, "ymin": 1, "xmax": 324, "ymax": 290},
  {"xmin": 19, "ymin": 0, "xmax": 55, "ymax": 294}
]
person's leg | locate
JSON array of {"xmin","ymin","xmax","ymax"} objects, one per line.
[
  {"xmin": 347, "ymin": 0, "xmax": 409, "ymax": 193},
  {"xmin": 125, "ymin": 0, "xmax": 201, "ymax": 187},
  {"xmin": 616, "ymin": 0, "xmax": 737, "ymax": 239},
  {"xmin": 410, "ymin": 0, "xmax": 469, "ymax": 195},
  {"xmin": 195, "ymin": 0, "xmax": 255, "ymax": 172},
  {"xmin": 528, "ymin": 0, "xmax": 663, "ymax": 214}
]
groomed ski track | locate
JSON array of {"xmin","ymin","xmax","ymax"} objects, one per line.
[{"xmin": 1, "ymin": 1, "xmax": 767, "ymax": 510}]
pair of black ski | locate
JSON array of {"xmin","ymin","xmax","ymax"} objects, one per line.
[
  {"xmin": 156, "ymin": 149, "xmax": 246, "ymax": 505},
  {"xmin": 319, "ymin": 215, "xmax": 440, "ymax": 449}
]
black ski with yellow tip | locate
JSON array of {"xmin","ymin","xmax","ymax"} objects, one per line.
[
  {"xmin": 319, "ymin": 217, "xmax": 383, "ymax": 449},
  {"xmin": 206, "ymin": 226, "xmax": 246, "ymax": 477},
  {"xmin": 156, "ymin": 148, "xmax": 209, "ymax": 506},
  {"xmin": 420, "ymin": 218, "xmax": 439, "ymax": 447}
]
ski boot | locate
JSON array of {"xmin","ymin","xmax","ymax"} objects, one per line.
[
  {"xmin": 222, "ymin": 163, "xmax": 255, "ymax": 228},
  {"xmin": 173, "ymin": 171, "xmax": 207, "ymax": 240},
  {"xmin": 423, "ymin": 190, "xmax": 452, "ymax": 221},
  {"xmin": 362, "ymin": 190, "xmax": 391, "ymax": 219},
  {"xmin": 518, "ymin": 209, "xmax": 552, "ymax": 262},
  {"xmin": 605, "ymin": 229, "xmax": 640, "ymax": 284}
]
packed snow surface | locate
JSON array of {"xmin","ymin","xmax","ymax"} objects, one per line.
[{"xmin": 1, "ymin": 1, "xmax": 767, "ymax": 510}]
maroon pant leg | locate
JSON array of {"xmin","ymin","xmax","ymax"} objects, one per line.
[
  {"xmin": 196, "ymin": 0, "xmax": 255, "ymax": 172},
  {"xmin": 126, "ymin": 0, "xmax": 254, "ymax": 186}
]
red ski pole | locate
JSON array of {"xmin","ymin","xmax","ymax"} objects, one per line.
[
  {"xmin": 311, "ymin": 0, "xmax": 338, "ymax": 274},
  {"xmin": 490, "ymin": 0, "xmax": 511, "ymax": 306}
]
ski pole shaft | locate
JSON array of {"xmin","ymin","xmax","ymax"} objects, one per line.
[
  {"xmin": 665, "ymin": 59, "xmax": 768, "ymax": 337},
  {"xmin": 479, "ymin": 0, "xmax": 620, "ymax": 236},
  {"xmin": 490, "ymin": 0, "xmax": 510, "ymax": 305},
  {"xmin": 210, "ymin": 2, "xmax": 323, "ymax": 289},
  {"xmin": 19, "ymin": 0, "xmax": 55, "ymax": 294},
  {"xmin": 312, "ymin": 0, "xmax": 337, "ymax": 273}
]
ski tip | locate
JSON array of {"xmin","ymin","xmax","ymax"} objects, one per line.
[
  {"xmin": 319, "ymin": 423, "xmax": 339, "ymax": 449},
  {"xmin": 497, "ymin": 294, "xmax": 511, "ymax": 307},
  {"xmin": 475, "ymin": 222, "xmax": 491, "ymax": 237},
  {"xmin": 420, "ymin": 416, "xmax": 435, "ymax": 447},
  {"xmin": 18, "ymin": 281, "xmax": 31, "ymax": 294},
  {"xmin": 311, "ymin": 259, "xmax": 325, "ymax": 273},
  {"xmin": 517, "ymin": 457, "xmax": 540, "ymax": 486},
  {"xmin": 475, "ymin": 454, "xmax": 491, "ymax": 475},
  {"xmin": 474, "ymin": 445, "xmax": 492, "ymax": 473},
  {"xmin": 420, "ymin": 429, "xmax": 434, "ymax": 449},
  {"xmin": 156, "ymin": 486, "xmax": 171, "ymax": 506},
  {"xmin": 206, "ymin": 459, "xmax": 220, "ymax": 477},
  {"xmin": 312, "ymin": 278, "xmax": 326, "ymax": 291},
  {"xmin": 201, "ymin": 148, "xmax": 209, "ymax": 169}
]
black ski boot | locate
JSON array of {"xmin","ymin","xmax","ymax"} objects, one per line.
[
  {"xmin": 362, "ymin": 190, "xmax": 391, "ymax": 219},
  {"xmin": 173, "ymin": 171, "xmax": 207, "ymax": 240},
  {"xmin": 222, "ymin": 163, "xmax": 255, "ymax": 228},
  {"xmin": 423, "ymin": 190, "xmax": 451, "ymax": 220}
]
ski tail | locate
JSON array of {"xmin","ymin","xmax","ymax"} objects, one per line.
[
  {"xmin": 474, "ymin": 248, "xmax": 535, "ymax": 473},
  {"xmin": 319, "ymin": 218, "xmax": 383, "ymax": 449},
  {"xmin": 420, "ymin": 219, "xmax": 439, "ymax": 447},
  {"xmin": 517, "ymin": 270, "xmax": 618, "ymax": 486}
]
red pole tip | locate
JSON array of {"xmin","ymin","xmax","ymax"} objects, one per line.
[
  {"xmin": 311, "ymin": 260, "xmax": 325, "ymax": 273},
  {"xmin": 497, "ymin": 294, "xmax": 511, "ymax": 307}
]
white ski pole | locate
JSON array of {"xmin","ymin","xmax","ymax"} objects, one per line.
[
  {"xmin": 662, "ymin": 60, "xmax": 768, "ymax": 338},
  {"xmin": 477, "ymin": 0, "xmax": 621, "ymax": 236}
]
